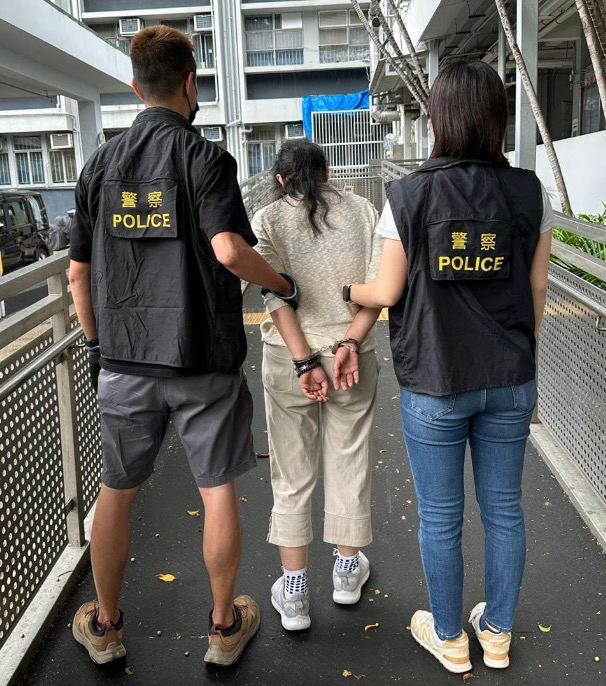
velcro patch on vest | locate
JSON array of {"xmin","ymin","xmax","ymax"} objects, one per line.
[
  {"xmin": 427, "ymin": 221, "xmax": 512, "ymax": 281},
  {"xmin": 103, "ymin": 178, "xmax": 178, "ymax": 239}
]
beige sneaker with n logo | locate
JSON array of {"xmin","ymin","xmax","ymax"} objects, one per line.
[
  {"xmin": 469, "ymin": 602, "xmax": 511, "ymax": 668},
  {"xmin": 410, "ymin": 610, "xmax": 472, "ymax": 674},
  {"xmin": 72, "ymin": 601, "xmax": 126, "ymax": 664},
  {"xmin": 204, "ymin": 595, "xmax": 261, "ymax": 666}
]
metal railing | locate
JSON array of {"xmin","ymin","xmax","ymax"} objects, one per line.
[{"xmin": 0, "ymin": 253, "xmax": 101, "ymax": 653}]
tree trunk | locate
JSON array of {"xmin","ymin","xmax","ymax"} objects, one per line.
[
  {"xmin": 494, "ymin": 0, "xmax": 573, "ymax": 215},
  {"xmin": 368, "ymin": 0, "xmax": 429, "ymax": 109},
  {"xmin": 576, "ymin": 0, "xmax": 606, "ymax": 119},
  {"xmin": 351, "ymin": 0, "xmax": 429, "ymax": 115},
  {"xmin": 385, "ymin": 0, "xmax": 430, "ymax": 96}
]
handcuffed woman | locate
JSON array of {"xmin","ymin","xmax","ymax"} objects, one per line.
[{"xmin": 252, "ymin": 139, "xmax": 383, "ymax": 630}]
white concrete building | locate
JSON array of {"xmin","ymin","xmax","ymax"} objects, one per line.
[
  {"xmin": 0, "ymin": 0, "xmax": 372, "ymax": 214},
  {"xmin": 0, "ymin": 0, "xmax": 131, "ymax": 218},
  {"xmin": 370, "ymin": 0, "xmax": 606, "ymax": 215}
]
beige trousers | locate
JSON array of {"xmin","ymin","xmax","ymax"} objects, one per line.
[{"xmin": 262, "ymin": 344, "xmax": 379, "ymax": 548}]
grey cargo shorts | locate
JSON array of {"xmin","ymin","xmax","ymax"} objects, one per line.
[{"xmin": 97, "ymin": 368, "xmax": 257, "ymax": 489}]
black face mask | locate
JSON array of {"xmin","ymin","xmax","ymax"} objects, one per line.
[{"xmin": 188, "ymin": 85, "xmax": 199, "ymax": 125}]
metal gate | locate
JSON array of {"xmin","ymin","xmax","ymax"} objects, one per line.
[{"xmin": 311, "ymin": 109, "xmax": 392, "ymax": 170}]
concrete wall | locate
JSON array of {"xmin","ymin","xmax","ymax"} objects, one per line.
[{"xmin": 533, "ymin": 131, "xmax": 606, "ymax": 215}]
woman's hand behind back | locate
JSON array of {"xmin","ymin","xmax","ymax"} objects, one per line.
[
  {"xmin": 298, "ymin": 366, "xmax": 329, "ymax": 402},
  {"xmin": 332, "ymin": 347, "xmax": 360, "ymax": 391}
]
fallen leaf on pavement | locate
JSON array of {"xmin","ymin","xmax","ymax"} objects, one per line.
[
  {"xmin": 538, "ymin": 624, "xmax": 552, "ymax": 633},
  {"xmin": 364, "ymin": 623, "xmax": 380, "ymax": 632},
  {"xmin": 342, "ymin": 670, "xmax": 353, "ymax": 677},
  {"xmin": 125, "ymin": 666, "xmax": 135, "ymax": 676},
  {"xmin": 187, "ymin": 510, "xmax": 200, "ymax": 517},
  {"xmin": 156, "ymin": 574, "xmax": 176, "ymax": 583},
  {"xmin": 240, "ymin": 496, "xmax": 248, "ymax": 502},
  {"xmin": 462, "ymin": 674, "xmax": 478, "ymax": 683}
]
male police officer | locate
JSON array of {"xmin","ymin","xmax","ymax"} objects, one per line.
[{"xmin": 69, "ymin": 26, "xmax": 297, "ymax": 668}]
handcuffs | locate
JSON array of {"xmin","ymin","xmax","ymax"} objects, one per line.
[{"xmin": 292, "ymin": 338, "xmax": 360, "ymax": 378}]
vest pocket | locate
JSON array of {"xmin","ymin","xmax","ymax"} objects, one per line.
[{"xmin": 426, "ymin": 219, "xmax": 512, "ymax": 281}]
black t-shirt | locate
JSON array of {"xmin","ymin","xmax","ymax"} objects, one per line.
[{"xmin": 70, "ymin": 107, "xmax": 256, "ymax": 376}]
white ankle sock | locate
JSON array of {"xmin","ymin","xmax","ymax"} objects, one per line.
[
  {"xmin": 284, "ymin": 568, "xmax": 307, "ymax": 596},
  {"xmin": 336, "ymin": 553, "xmax": 359, "ymax": 573}
]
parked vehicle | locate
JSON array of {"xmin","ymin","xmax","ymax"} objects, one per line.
[{"xmin": 0, "ymin": 190, "xmax": 51, "ymax": 273}]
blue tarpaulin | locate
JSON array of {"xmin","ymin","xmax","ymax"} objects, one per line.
[{"xmin": 302, "ymin": 89, "xmax": 369, "ymax": 139}]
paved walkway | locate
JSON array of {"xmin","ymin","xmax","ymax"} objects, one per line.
[{"xmin": 19, "ymin": 322, "xmax": 606, "ymax": 686}]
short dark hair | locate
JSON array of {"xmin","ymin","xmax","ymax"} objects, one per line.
[
  {"xmin": 430, "ymin": 61, "xmax": 508, "ymax": 164},
  {"xmin": 130, "ymin": 26, "xmax": 196, "ymax": 100}
]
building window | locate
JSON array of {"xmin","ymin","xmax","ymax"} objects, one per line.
[
  {"xmin": 582, "ymin": 67, "xmax": 605, "ymax": 135},
  {"xmin": 245, "ymin": 14, "xmax": 303, "ymax": 67},
  {"xmin": 318, "ymin": 10, "xmax": 369, "ymax": 64},
  {"xmin": 194, "ymin": 33, "xmax": 215, "ymax": 69},
  {"xmin": 247, "ymin": 126, "xmax": 277, "ymax": 177},
  {"xmin": 14, "ymin": 136, "xmax": 45, "ymax": 185},
  {"xmin": 49, "ymin": 149, "xmax": 77, "ymax": 184},
  {"xmin": 0, "ymin": 153, "xmax": 11, "ymax": 185}
]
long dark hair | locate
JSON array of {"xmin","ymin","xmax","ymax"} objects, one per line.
[
  {"xmin": 272, "ymin": 139, "xmax": 338, "ymax": 236},
  {"xmin": 430, "ymin": 61, "xmax": 508, "ymax": 164}
]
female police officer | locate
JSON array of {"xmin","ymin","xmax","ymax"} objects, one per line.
[{"xmin": 345, "ymin": 61, "xmax": 553, "ymax": 673}]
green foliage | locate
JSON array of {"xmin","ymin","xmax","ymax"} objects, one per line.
[{"xmin": 551, "ymin": 203, "xmax": 606, "ymax": 291}]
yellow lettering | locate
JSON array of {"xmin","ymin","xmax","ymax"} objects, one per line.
[
  {"xmin": 112, "ymin": 214, "xmax": 123, "ymax": 227},
  {"xmin": 451, "ymin": 256, "xmax": 464, "ymax": 270},
  {"xmin": 463, "ymin": 257, "xmax": 475, "ymax": 271},
  {"xmin": 162, "ymin": 213, "xmax": 171, "ymax": 228},
  {"xmin": 480, "ymin": 257, "xmax": 494, "ymax": 272},
  {"xmin": 438, "ymin": 256, "xmax": 450, "ymax": 271},
  {"xmin": 123, "ymin": 214, "xmax": 135, "ymax": 229},
  {"xmin": 494, "ymin": 256, "xmax": 505, "ymax": 270},
  {"xmin": 150, "ymin": 214, "xmax": 162, "ymax": 228}
]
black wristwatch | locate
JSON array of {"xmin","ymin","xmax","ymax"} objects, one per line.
[{"xmin": 342, "ymin": 285, "xmax": 352, "ymax": 303}]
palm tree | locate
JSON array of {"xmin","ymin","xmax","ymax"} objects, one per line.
[
  {"xmin": 576, "ymin": 0, "xmax": 606, "ymax": 118},
  {"xmin": 384, "ymin": 0, "xmax": 430, "ymax": 97},
  {"xmin": 351, "ymin": 0, "xmax": 429, "ymax": 115},
  {"xmin": 494, "ymin": 0, "xmax": 573, "ymax": 215}
]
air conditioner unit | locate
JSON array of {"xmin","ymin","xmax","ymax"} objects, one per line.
[
  {"xmin": 193, "ymin": 14, "xmax": 212, "ymax": 31},
  {"xmin": 49, "ymin": 133, "xmax": 74, "ymax": 150},
  {"xmin": 0, "ymin": 136, "xmax": 8, "ymax": 153},
  {"xmin": 203, "ymin": 126, "xmax": 223, "ymax": 142},
  {"xmin": 285, "ymin": 123, "xmax": 305, "ymax": 139},
  {"xmin": 119, "ymin": 18, "xmax": 142, "ymax": 36}
]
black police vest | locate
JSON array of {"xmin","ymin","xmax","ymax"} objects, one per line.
[
  {"xmin": 387, "ymin": 157, "xmax": 543, "ymax": 395},
  {"xmin": 90, "ymin": 128, "xmax": 246, "ymax": 374}
]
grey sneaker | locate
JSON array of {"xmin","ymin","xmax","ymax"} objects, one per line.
[
  {"xmin": 332, "ymin": 551, "xmax": 370, "ymax": 605},
  {"xmin": 271, "ymin": 576, "xmax": 311, "ymax": 631}
]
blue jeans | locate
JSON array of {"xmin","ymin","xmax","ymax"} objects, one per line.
[{"xmin": 400, "ymin": 380, "xmax": 537, "ymax": 640}]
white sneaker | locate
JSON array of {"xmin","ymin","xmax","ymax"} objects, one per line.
[
  {"xmin": 271, "ymin": 576, "xmax": 311, "ymax": 631},
  {"xmin": 410, "ymin": 610, "xmax": 472, "ymax": 674},
  {"xmin": 332, "ymin": 551, "xmax": 370, "ymax": 605},
  {"xmin": 469, "ymin": 602, "xmax": 511, "ymax": 669}
]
